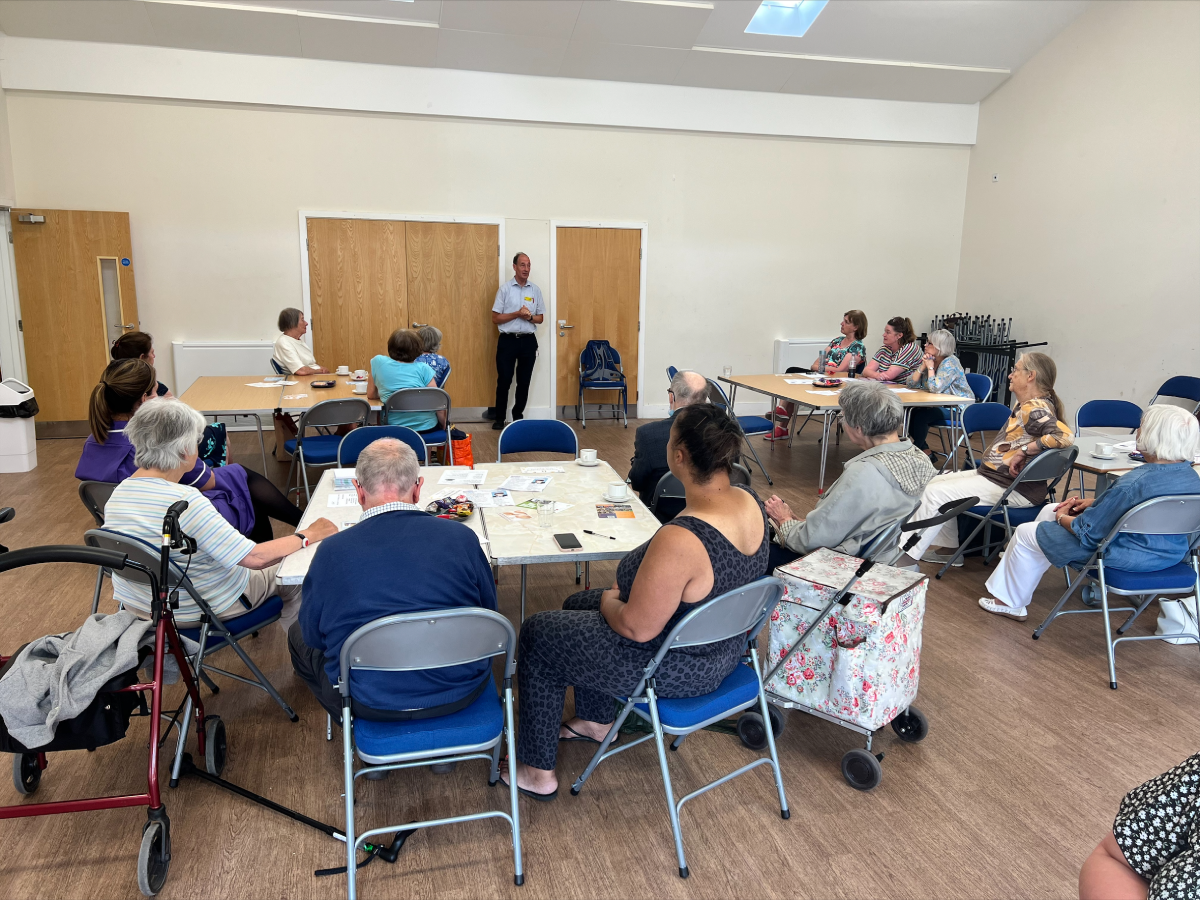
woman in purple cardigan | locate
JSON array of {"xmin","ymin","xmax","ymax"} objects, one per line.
[{"xmin": 76, "ymin": 359, "xmax": 300, "ymax": 543}]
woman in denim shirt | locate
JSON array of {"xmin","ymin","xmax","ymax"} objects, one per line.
[
  {"xmin": 905, "ymin": 329, "xmax": 974, "ymax": 462},
  {"xmin": 979, "ymin": 404, "xmax": 1200, "ymax": 620}
]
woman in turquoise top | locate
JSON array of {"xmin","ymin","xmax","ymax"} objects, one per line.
[
  {"xmin": 905, "ymin": 329, "xmax": 974, "ymax": 460},
  {"xmin": 368, "ymin": 329, "xmax": 445, "ymax": 433},
  {"xmin": 772, "ymin": 310, "xmax": 869, "ymax": 438}
]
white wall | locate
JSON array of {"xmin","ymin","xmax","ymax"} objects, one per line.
[
  {"xmin": 4, "ymin": 93, "xmax": 971, "ymax": 416},
  {"xmin": 955, "ymin": 0, "xmax": 1200, "ymax": 419}
]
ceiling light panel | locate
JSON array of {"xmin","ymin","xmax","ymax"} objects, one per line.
[{"xmin": 745, "ymin": 0, "xmax": 828, "ymax": 38}]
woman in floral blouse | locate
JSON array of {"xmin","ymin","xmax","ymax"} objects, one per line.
[
  {"xmin": 771, "ymin": 310, "xmax": 868, "ymax": 438},
  {"xmin": 1079, "ymin": 751, "xmax": 1199, "ymax": 899},
  {"xmin": 905, "ymin": 329, "xmax": 975, "ymax": 462},
  {"xmin": 900, "ymin": 352, "xmax": 1074, "ymax": 567}
]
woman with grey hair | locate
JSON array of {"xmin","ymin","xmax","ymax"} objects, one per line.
[
  {"xmin": 764, "ymin": 380, "xmax": 936, "ymax": 569},
  {"xmin": 905, "ymin": 328, "xmax": 974, "ymax": 462},
  {"xmin": 272, "ymin": 307, "xmax": 328, "ymax": 376},
  {"xmin": 415, "ymin": 324, "xmax": 451, "ymax": 387},
  {"xmin": 978, "ymin": 403, "xmax": 1200, "ymax": 620},
  {"xmin": 102, "ymin": 398, "xmax": 337, "ymax": 628}
]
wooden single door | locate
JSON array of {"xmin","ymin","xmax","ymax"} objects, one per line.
[
  {"xmin": 405, "ymin": 222, "xmax": 499, "ymax": 408},
  {"xmin": 307, "ymin": 218, "xmax": 408, "ymax": 374},
  {"xmin": 555, "ymin": 227, "xmax": 641, "ymax": 415},
  {"xmin": 11, "ymin": 209, "xmax": 139, "ymax": 423}
]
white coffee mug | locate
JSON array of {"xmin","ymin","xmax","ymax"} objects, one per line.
[
  {"xmin": 354, "ymin": 369, "xmax": 367, "ymax": 380},
  {"xmin": 608, "ymin": 481, "xmax": 628, "ymax": 500},
  {"xmin": 352, "ymin": 383, "xmax": 367, "ymax": 394},
  {"xmin": 336, "ymin": 365, "xmax": 350, "ymax": 375},
  {"xmin": 1097, "ymin": 443, "xmax": 1115, "ymax": 457},
  {"xmin": 580, "ymin": 449, "xmax": 598, "ymax": 463}
]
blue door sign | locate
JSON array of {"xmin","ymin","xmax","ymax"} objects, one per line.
[{"xmin": 121, "ymin": 258, "xmax": 130, "ymax": 266}]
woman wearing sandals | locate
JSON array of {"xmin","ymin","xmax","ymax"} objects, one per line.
[{"xmin": 505, "ymin": 405, "xmax": 770, "ymax": 800}]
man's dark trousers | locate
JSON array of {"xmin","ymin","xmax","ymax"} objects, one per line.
[{"xmin": 495, "ymin": 332, "xmax": 537, "ymax": 420}]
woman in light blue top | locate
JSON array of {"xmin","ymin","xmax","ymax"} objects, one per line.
[
  {"xmin": 905, "ymin": 329, "xmax": 974, "ymax": 460},
  {"xmin": 368, "ymin": 328, "xmax": 445, "ymax": 433}
]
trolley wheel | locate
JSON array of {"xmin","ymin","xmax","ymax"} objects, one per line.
[
  {"xmin": 890, "ymin": 706, "xmax": 929, "ymax": 743},
  {"xmin": 1081, "ymin": 584, "xmax": 1100, "ymax": 608},
  {"xmin": 12, "ymin": 752, "xmax": 40, "ymax": 795},
  {"xmin": 841, "ymin": 749, "xmax": 882, "ymax": 792},
  {"xmin": 736, "ymin": 712, "xmax": 768, "ymax": 750},
  {"xmin": 137, "ymin": 820, "xmax": 171, "ymax": 896},
  {"xmin": 204, "ymin": 716, "xmax": 227, "ymax": 776}
]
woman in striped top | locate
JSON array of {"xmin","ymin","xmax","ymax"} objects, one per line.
[{"xmin": 861, "ymin": 317, "xmax": 923, "ymax": 383}]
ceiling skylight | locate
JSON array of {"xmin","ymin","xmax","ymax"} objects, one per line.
[{"xmin": 745, "ymin": 0, "xmax": 828, "ymax": 38}]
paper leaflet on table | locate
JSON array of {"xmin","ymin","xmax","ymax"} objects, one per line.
[
  {"xmin": 783, "ymin": 378, "xmax": 815, "ymax": 385},
  {"xmin": 500, "ymin": 475, "xmax": 551, "ymax": 492},
  {"xmin": 596, "ymin": 504, "xmax": 635, "ymax": 519},
  {"xmin": 439, "ymin": 468, "xmax": 488, "ymax": 486},
  {"xmin": 465, "ymin": 489, "xmax": 514, "ymax": 508},
  {"xmin": 246, "ymin": 381, "xmax": 297, "ymax": 387},
  {"xmin": 521, "ymin": 466, "xmax": 565, "ymax": 474},
  {"xmin": 516, "ymin": 499, "xmax": 572, "ymax": 512},
  {"xmin": 280, "ymin": 393, "xmax": 308, "ymax": 400},
  {"xmin": 326, "ymin": 493, "xmax": 360, "ymax": 508}
]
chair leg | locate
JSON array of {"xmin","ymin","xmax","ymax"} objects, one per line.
[
  {"xmin": 91, "ymin": 568, "xmax": 105, "ymax": 615},
  {"xmin": 1116, "ymin": 594, "xmax": 1158, "ymax": 635},
  {"xmin": 743, "ymin": 436, "xmax": 772, "ymax": 485},
  {"xmin": 326, "ymin": 713, "xmax": 332, "ymax": 742},
  {"xmin": 751, "ymin": 647, "xmax": 789, "ymax": 818},
  {"xmin": 222, "ymin": 634, "xmax": 300, "ymax": 722},
  {"xmin": 168, "ymin": 694, "xmax": 194, "ymax": 788},
  {"xmin": 572, "ymin": 700, "xmax": 636, "ymax": 793},
  {"xmin": 1033, "ymin": 572, "xmax": 1087, "ymax": 638},
  {"xmin": 1098, "ymin": 569, "xmax": 1120, "ymax": 689},
  {"xmin": 504, "ymin": 683, "xmax": 524, "ymax": 886},
  {"xmin": 645, "ymin": 687, "xmax": 689, "ymax": 878},
  {"xmin": 342, "ymin": 706, "xmax": 359, "ymax": 900},
  {"xmin": 580, "ymin": 386, "xmax": 586, "ymax": 429},
  {"xmin": 300, "ymin": 450, "xmax": 312, "ymax": 503},
  {"xmin": 575, "ymin": 561, "xmax": 581, "ymax": 585}
]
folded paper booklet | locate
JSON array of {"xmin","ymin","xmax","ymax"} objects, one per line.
[
  {"xmin": 326, "ymin": 493, "xmax": 360, "ymax": 508},
  {"xmin": 783, "ymin": 378, "xmax": 815, "ymax": 385},
  {"xmin": 500, "ymin": 475, "xmax": 550, "ymax": 492},
  {"xmin": 439, "ymin": 468, "xmax": 487, "ymax": 486},
  {"xmin": 521, "ymin": 466, "xmax": 565, "ymax": 474},
  {"xmin": 332, "ymin": 476, "xmax": 355, "ymax": 491},
  {"xmin": 596, "ymin": 504, "xmax": 635, "ymax": 519},
  {"xmin": 466, "ymin": 489, "xmax": 514, "ymax": 508}
]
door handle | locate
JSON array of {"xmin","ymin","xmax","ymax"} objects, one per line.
[
  {"xmin": 123, "ymin": 323, "xmax": 136, "ymax": 329},
  {"xmin": 558, "ymin": 319, "xmax": 574, "ymax": 337},
  {"xmin": 412, "ymin": 322, "xmax": 428, "ymax": 328}
]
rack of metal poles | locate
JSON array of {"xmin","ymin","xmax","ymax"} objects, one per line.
[{"xmin": 926, "ymin": 313, "xmax": 1046, "ymax": 406}]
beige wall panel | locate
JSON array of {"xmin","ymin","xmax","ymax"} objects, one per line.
[{"xmin": 405, "ymin": 221, "xmax": 498, "ymax": 408}]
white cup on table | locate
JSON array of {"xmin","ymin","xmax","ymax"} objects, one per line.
[
  {"xmin": 352, "ymin": 383, "xmax": 367, "ymax": 395},
  {"xmin": 607, "ymin": 481, "xmax": 628, "ymax": 500},
  {"xmin": 354, "ymin": 369, "xmax": 367, "ymax": 380},
  {"xmin": 580, "ymin": 449, "xmax": 598, "ymax": 463},
  {"xmin": 336, "ymin": 365, "xmax": 350, "ymax": 375},
  {"xmin": 1097, "ymin": 442, "xmax": 1115, "ymax": 458}
]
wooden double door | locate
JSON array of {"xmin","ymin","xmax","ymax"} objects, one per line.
[
  {"xmin": 306, "ymin": 219, "xmax": 499, "ymax": 409},
  {"xmin": 11, "ymin": 209, "xmax": 140, "ymax": 425}
]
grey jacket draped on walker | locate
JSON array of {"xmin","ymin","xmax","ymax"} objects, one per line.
[{"xmin": 776, "ymin": 440, "xmax": 936, "ymax": 564}]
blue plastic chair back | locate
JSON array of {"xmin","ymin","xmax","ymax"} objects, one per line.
[
  {"xmin": 666, "ymin": 365, "xmax": 678, "ymax": 382},
  {"xmin": 965, "ymin": 373, "xmax": 992, "ymax": 403},
  {"xmin": 270, "ymin": 358, "xmax": 286, "ymax": 375},
  {"xmin": 337, "ymin": 425, "xmax": 427, "ymax": 466},
  {"xmin": 1152, "ymin": 376, "xmax": 1200, "ymax": 408},
  {"xmin": 498, "ymin": 420, "xmax": 579, "ymax": 460},
  {"xmin": 1076, "ymin": 399, "xmax": 1142, "ymax": 434},
  {"xmin": 963, "ymin": 402, "xmax": 1011, "ymax": 435}
]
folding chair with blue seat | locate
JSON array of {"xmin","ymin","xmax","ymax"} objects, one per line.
[
  {"xmin": 934, "ymin": 446, "xmax": 1079, "ymax": 579},
  {"xmin": 569, "ymin": 576, "xmax": 789, "ymax": 879},
  {"xmin": 578, "ymin": 340, "xmax": 628, "ymax": 428},
  {"xmin": 935, "ymin": 401, "xmax": 1011, "ymax": 476},
  {"xmin": 84, "ymin": 528, "xmax": 297, "ymax": 791},
  {"xmin": 921, "ymin": 373, "xmax": 990, "ymax": 467},
  {"xmin": 285, "ymin": 398, "xmax": 370, "ymax": 502},
  {"xmin": 338, "ymin": 608, "xmax": 523, "ymax": 897},
  {"xmin": 497, "ymin": 419, "xmax": 578, "ymax": 461},
  {"xmin": 965, "ymin": 372, "xmax": 993, "ymax": 404},
  {"xmin": 381, "ymin": 387, "xmax": 453, "ymax": 465},
  {"xmin": 666, "ymin": 365, "xmax": 678, "ymax": 383},
  {"xmin": 337, "ymin": 425, "xmax": 427, "ymax": 467},
  {"xmin": 706, "ymin": 378, "xmax": 773, "ymax": 485},
  {"xmin": 78, "ymin": 480, "xmax": 117, "ymax": 614},
  {"xmin": 1074, "ymin": 399, "xmax": 1143, "ymax": 497},
  {"xmin": 270, "ymin": 358, "xmax": 287, "ymax": 376},
  {"xmin": 1150, "ymin": 375, "xmax": 1200, "ymax": 416},
  {"xmin": 1032, "ymin": 495, "xmax": 1200, "ymax": 689},
  {"xmin": 437, "ymin": 366, "xmax": 451, "ymax": 389}
]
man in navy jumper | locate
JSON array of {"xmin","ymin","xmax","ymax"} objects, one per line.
[{"xmin": 288, "ymin": 438, "xmax": 497, "ymax": 722}]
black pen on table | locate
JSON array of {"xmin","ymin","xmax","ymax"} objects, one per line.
[{"xmin": 583, "ymin": 529, "xmax": 616, "ymax": 540}]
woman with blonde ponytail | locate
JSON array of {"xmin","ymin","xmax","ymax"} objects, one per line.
[
  {"xmin": 899, "ymin": 351, "xmax": 1074, "ymax": 567},
  {"xmin": 77, "ymin": 360, "xmax": 302, "ymax": 543}
]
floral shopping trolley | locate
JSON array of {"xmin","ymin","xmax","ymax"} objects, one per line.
[{"xmin": 735, "ymin": 498, "xmax": 977, "ymax": 791}]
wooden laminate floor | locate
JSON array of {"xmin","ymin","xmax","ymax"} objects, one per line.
[{"xmin": 0, "ymin": 419, "xmax": 1196, "ymax": 900}]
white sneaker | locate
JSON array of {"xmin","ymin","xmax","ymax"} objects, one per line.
[
  {"xmin": 978, "ymin": 597, "xmax": 1027, "ymax": 620},
  {"xmin": 922, "ymin": 550, "xmax": 963, "ymax": 568}
]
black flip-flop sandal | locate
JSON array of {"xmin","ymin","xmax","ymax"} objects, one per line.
[
  {"xmin": 559, "ymin": 722, "xmax": 601, "ymax": 743},
  {"xmin": 497, "ymin": 770, "xmax": 558, "ymax": 802}
]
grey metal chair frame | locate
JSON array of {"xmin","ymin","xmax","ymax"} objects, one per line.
[
  {"xmin": 287, "ymin": 398, "xmax": 370, "ymax": 502},
  {"xmin": 578, "ymin": 346, "xmax": 628, "ymax": 428},
  {"xmin": 569, "ymin": 576, "xmax": 789, "ymax": 879},
  {"xmin": 78, "ymin": 480, "xmax": 117, "ymax": 614},
  {"xmin": 84, "ymin": 528, "xmax": 299, "ymax": 739},
  {"xmin": 650, "ymin": 463, "xmax": 750, "ymax": 520},
  {"xmin": 381, "ymin": 387, "xmax": 452, "ymax": 464},
  {"xmin": 706, "ymin": 378, "xmax": 773, "ymax": 485},
  {"xmin": 935, "ymin": 446, "xmax": 1079, "ymax": 578},
  {"xmin": 338, "ymin": 608, "xmax": 522, "ymax": 897},
  {"xmin": 1032, "ymin": 495, "xmax": 1200, "ymax": 689}
]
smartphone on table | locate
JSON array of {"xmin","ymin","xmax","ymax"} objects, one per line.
[{"xmin": 553, "ymin": 533, "xmax": 583, "ymax": 552}]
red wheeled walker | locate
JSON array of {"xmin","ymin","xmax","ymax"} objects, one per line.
[{"xmin": 0, "ymin": 503, "xmax": 220, "ymax": 896}]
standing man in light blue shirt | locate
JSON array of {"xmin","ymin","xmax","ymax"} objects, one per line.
[{"xmin": 487, "ymin": 252, "xmax": 545, "ymax": 430}]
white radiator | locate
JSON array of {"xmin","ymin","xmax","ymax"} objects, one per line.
[
  {"xmin": 772, "ymin": 339, "xmax": 831, "ymax": 373},
  {"xmin": 171, "ymin": 340, "xmax": 278, "ymax": 395}
]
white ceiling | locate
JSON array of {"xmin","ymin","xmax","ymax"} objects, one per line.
[{"xmin": 0, "ymin": 0, "xmax": 1090, "ymax": 104}]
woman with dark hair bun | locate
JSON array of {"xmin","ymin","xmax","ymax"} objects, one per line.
[
  {"xmin": 861, "ymin": 316, "xmax": 923, "ymax": 383},
  {"xmin": 504, "ymin": 404, "xmax": 770, "ymax": 800}
]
